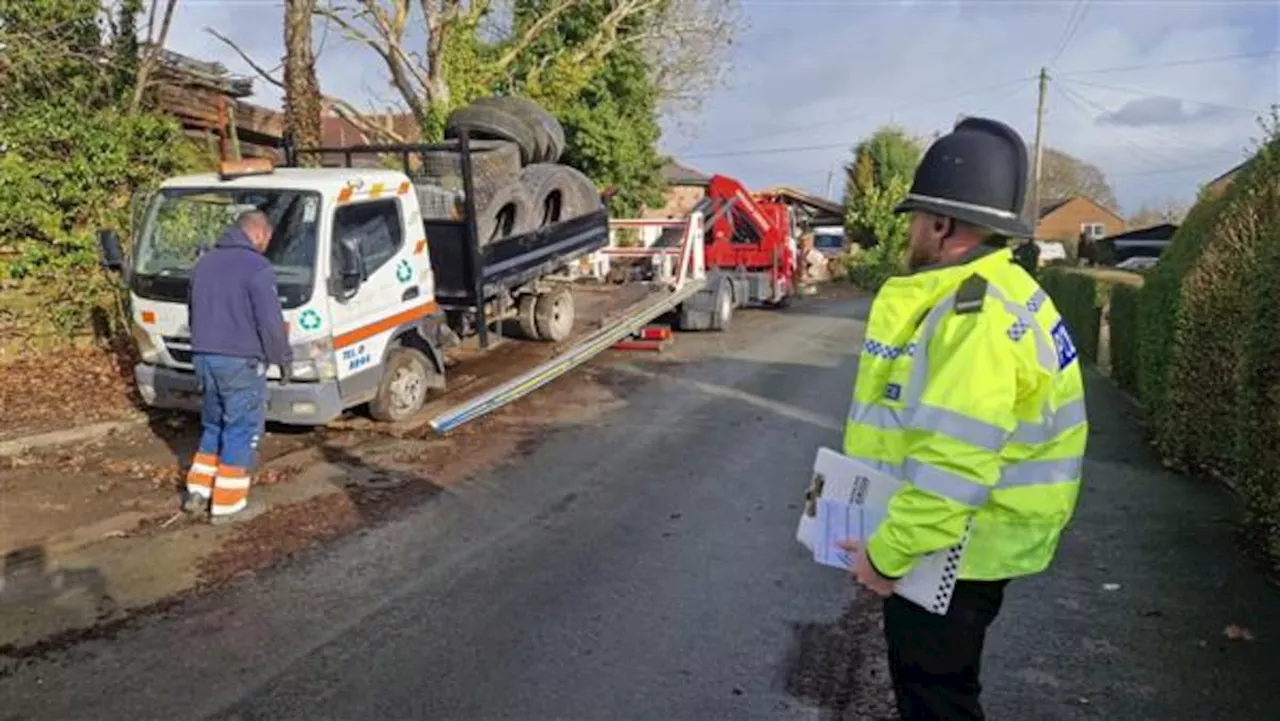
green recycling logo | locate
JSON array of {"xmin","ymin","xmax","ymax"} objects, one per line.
[
  {"xmin": 298, "ymin": 309, "xmax": 322, "ymax": 331},
  {"xmin": 395, "ymin": 259, "xmax": 413, "ymax": 283}
]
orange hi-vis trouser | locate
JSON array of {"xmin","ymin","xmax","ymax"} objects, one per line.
[{"xmin": 185, "ymin": 454, "xmax": 252, "ymax": 517}]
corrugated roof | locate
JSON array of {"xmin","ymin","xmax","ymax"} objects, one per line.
[{"xmin": 662, "ymin": 159, "xmax": 711, "ymax": 186}]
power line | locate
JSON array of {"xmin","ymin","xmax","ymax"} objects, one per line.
[
  {"xmin": 1046, "ymin": 0, "xmax": 1090, "ymax": 69},
  {"xmin": 1053, "ymin": 82, "xmax": 1185, "ymax": 172},
  {"xmin": 1110, "ymin": 161, "xmax": 1233, "ymax": 177},
  {"xmin": 1057, "ymin": 50, "xmax": 1280, "ymax": 77},
  {"xmin": 677, "ymin": 76, "xmax": 1035, "ymax": 156},
  {"xmin": 683, "ymin": 141, "xmax": 855, "ymax": 159},
  {"xmin": 1062, "ymin": 77, "xmax": 1268, "ymax": 115},
  {"xmin": 1055, "ymin": 80, "xmax": 1250, "ymax": 163}
]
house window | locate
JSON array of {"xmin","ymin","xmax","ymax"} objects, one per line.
[{"xmin": 1081, "ymin": 222, "xmax": 1106, "ymax": 240}]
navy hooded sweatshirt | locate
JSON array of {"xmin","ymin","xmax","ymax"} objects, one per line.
[{"xmin": 188, "ymin": 225, "xmax": 293, "ymax": 367}]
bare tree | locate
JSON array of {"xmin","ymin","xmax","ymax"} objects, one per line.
[
  {"xmin": 1034, "ymin": 147, "xmax": 1119, "ymax": 213},
  {"xmin": 639, "ymin": 0, "xmax": 742, "ymax": 119},
  {"xmin": 208, "ymin": 28, "xmax": 407, "ymax": 143},
  {"xmin": 1127, "ymin": 199, "xmax": 1188, "ymax": 228},
  {"xmin": 284, "ymin": 0, "xmax": 324, "ymax": 162},
  {"xmin": 129, "ymin": 0, "xmax": 179, "ymax": 114},
  {"xmin": 314, "ymin": 0, "xmax": 742, "ymax": 129}
]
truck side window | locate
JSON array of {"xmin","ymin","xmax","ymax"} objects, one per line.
[{"xmin": 332, "ymin": 199, "xmax": 403, "ymax": 278}]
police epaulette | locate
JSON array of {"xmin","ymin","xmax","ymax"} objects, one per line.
[{"xmin": 954, "ymin": 274, "xmax": 988, "ymax": 314}]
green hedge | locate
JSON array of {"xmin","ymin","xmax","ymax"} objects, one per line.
[
  {"xmin": 1038, "ymin": 270, "xmax": 1101, "ymax": 366},
  {"xmin": 1097, "ymin": 121, "xmax": 1280, "ymax": 572},
  {"xmin": 1108, "ymin": 283, "xmax": 1141, "ymax": 392}
]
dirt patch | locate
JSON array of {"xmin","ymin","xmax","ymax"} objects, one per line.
[
  {"xmin": 0, "ymin": 420, "xmax": 314, "ymax": 555},
  {"xmin": 781, "ymin": 592, "xmax": 897, "ymax": 720},
  {"xmin": 190, "ymin": 368, "xmax": 623, "ymax": 593},
  {"xmin": 0, "ymin": 341, "xmax": 141, "ymax": 442}
]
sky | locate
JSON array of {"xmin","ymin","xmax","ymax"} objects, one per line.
[{"xmin": 166, "ymin": 0, "xmax": 1280, "ymax": 216}]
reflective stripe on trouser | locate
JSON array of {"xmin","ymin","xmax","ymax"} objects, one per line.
[
  {"xmin": 211, "ymin": 465, "xmax": 251, "ymax": 517},
  {"xmin": 185, "ymin": 452, "xmax": 218, "ymax": 498}
]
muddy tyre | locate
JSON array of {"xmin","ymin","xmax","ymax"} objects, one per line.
[
  {"xmin": 518, "ymin": 163, "xmax": 604, "ymax": 228},
  {"xmin": 412, "ymin": 139, "xmax": 521, "ymax": 216},
  {"xmin": 534, "ymin": 286, "xmax": 575, "ymax": 342},
  {"xmin": 370, "ymin": 347, "xmax": 434, "ymax": 422},
  {"xmin": 445, "ymin": 104, "xmax": 540, "ymax": 166},
  {"xmin": 709, "ymin": 279, "xmax": 734, "ymax": 331},
  {"xmin": 473, "ymin": 95, "xmax": 565, "ymax": 163},
  {"xmin": 476, "ymin": 181, "xmax": 538, "ymax": 246},
  {"xmin": 517, "ymin": 292, "xmax": 540, "ymax": 340}
]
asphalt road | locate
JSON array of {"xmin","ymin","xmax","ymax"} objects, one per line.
[{"xmin": 4, "ymin": 289, "xmax": 1278, "ymax": 721}]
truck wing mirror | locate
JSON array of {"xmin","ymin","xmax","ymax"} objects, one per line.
[
  {"xmin": 97, "ymin": 228, "xmax": 126, "ymax": 275},
  {"xmin": 332, "ymin": 236, "xmax": 365, "ymax": 297}
]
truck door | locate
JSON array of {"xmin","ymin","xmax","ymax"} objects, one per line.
[{"xmin": 326, "ymin": 195, "xmax": 428, "ymax": 400}]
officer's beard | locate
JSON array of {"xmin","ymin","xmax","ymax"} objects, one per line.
[{"xmin": 906, "ymin": 241, "xmax": 939, "ymax": 271}]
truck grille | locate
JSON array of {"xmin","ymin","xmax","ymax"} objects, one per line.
[{"xmin": 162, "ymin": 336, "xmax": 194, "ymax": 365}]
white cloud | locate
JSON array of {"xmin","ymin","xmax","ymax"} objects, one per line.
[
  {"xmin": 164, "ymin": 0, "xmax": 1279, "ymax": 214},
  {"xmin": 667, "ymin": 0, "xmax": 1280, "ymax": 214}
]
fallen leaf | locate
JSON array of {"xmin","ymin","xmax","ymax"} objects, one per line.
[{"xmin": 1224, "ymin": 624, "xmax": 1255, "ymax": 642}]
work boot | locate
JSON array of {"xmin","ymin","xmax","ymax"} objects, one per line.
[{"xmin": 181, "ymin": 491, "xmax": 210, "ymax": 516}]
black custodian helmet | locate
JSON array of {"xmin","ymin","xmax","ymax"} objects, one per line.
[{"xmin": 894, "ymin": 116, "xmax": 1033, "ymax": 238}]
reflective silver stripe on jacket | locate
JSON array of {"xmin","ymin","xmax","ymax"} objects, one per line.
[
  {"xmin": 849, "ymin": 455, "xmax": 1082, "ymax": 507},
  {"xmin": 847, "ymin": 283, "xmax": 1085, "ymax": 505}
]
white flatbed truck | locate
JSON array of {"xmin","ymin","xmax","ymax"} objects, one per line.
[{"xmin": 98, "ymin": 136, "xmax": 716, "ymax": 432}]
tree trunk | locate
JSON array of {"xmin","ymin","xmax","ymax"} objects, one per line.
[{"xmin": 284, "ymin": 0, "xmax": 323, "ymax": 166}]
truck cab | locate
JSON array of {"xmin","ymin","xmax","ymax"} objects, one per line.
[{"xmin": 116, "ymin": 160, "xmax": 449, "ymax": 425}]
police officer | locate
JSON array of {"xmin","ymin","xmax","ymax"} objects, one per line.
[{"xmin": 836, "ymin": 116, "xmax": 1088, "ymax": 720}]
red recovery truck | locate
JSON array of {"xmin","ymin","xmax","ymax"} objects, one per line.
[{"xmin": 674, "ymin": 174, "xmax": 798, "ymax": 330}]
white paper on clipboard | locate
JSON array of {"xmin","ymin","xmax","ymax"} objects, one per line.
[{"xmin": 797, "ymin": 447, "xmax": 970, "ymax": 615}]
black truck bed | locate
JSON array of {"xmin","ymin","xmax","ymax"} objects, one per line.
[
  {"xmin": 282, "ymin": 134, "xmax": 609, "ymax": 348},
  {"xmin": 424, "ymin": 209, "xmax": 608, "ymax": 307}
]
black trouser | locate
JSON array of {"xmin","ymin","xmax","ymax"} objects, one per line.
[{"xmin": 883, "ymin": 579, "xmax": 1009, "ymax": 721}]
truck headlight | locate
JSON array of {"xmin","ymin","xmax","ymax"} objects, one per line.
[
  {"xmin": 131, "ymin": 321, "xmax": 161, "ymax": 365},
  {"xmin": 286, "ymin": 336, "xmax": 336, "ymax": 381}
]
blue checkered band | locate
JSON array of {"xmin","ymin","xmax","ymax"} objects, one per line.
[
  {"xmin": 863, "ymin": 339, "xmax": 917, "ymax": 360},
  {"xmin": 1008, "ymin": 319, "xmax": 1031, "ymax": 341},
  {"xmin": 1027, "ymin": 290, "xmax": 1048, "ymax": 313}
]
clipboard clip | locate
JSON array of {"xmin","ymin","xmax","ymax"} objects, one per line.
[{"xmin": 803, "ymin": 472, "xmax": 826, "ymax": 517}]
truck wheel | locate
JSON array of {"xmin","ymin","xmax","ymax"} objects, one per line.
[
  {"xmin": 472, "ymin": 96, "xmax": 565, "ymax": 163},
  {"xmin": 517, "ymin": 293, "xmax": 540, "ymax": 340},
  {"xmin": 476, "ymin": 181, "xmax": 537, "ymax": 245},
  {"xmin": 369, "ymin": 347, "xmax": 434, "ymax": 422},
  {"xmin": 445, "ymin": 104, "xmax": 540, "ymax": 166},
  {"xmin": 518, "ymin": 164, "xmax": 604, "ymax": 227},
  {"xmin": 709, "ymin": 280, "xmax": 734, "ymax": 331},
  {"xmin": 534, "ymin": 286, "xmax": 575, "ymax": 342},
  {"xmin": 413, "ymin": 139, "xmax": 521, "ymax": 216}
]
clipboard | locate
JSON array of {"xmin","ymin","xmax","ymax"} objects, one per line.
[{"xmin": 797, "ymin": 447, "xmax": 970, "ymax": 615}]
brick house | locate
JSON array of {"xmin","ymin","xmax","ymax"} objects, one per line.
[
  {"xmin": 643, "ymin": 160, "xmax": 711, "ymax": 219},
  {"xmin": 1035, "ymin": 196, "xmax": 1125, "ymax": 258},
  {"xmin": 317, "ymin": 111, "xmax": 419, "ymax": 167},
  {"xmin": 1204, "ymin": 159, "xmax": 1249, "ymax": 198}
]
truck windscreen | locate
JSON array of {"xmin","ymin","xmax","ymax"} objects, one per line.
[{"xmin": 131, "ymin": 188, "xmax": 323, "ymax": 309}]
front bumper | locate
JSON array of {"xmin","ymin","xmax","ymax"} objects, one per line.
[{"xmin": 135, "ymin": 363, "xmax": 345, "ymax": 426}]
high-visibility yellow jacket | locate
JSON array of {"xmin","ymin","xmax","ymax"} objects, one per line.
[{"xmin": 845, "ymin": 246, "xmax": 1087, "ymax": 581}]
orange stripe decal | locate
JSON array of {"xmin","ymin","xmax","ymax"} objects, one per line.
[
  {"xmin": 334, "ymin": 301, "xmax": 439, "ymax": 350},
  {"xmin": 414, "ymin": 239, "xmax": 428, "ymax": 255}
]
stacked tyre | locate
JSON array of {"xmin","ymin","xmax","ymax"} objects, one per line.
[{"xmin": 414, "ymin": 95, "xmax": 603, "ymax": 247}]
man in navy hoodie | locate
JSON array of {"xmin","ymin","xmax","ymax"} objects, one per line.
[{"xmin": 183, "ymin": 210, "xmax": 292, "ymax": 522}]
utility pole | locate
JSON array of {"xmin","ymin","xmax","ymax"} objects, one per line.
[
  {"xmin": 1030, "ymin": 67, "xmax": 1049, "ymax": 235},
  {"xmin": 824, "ymin": 168, "xmax": 835, "ymax": 199}
]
